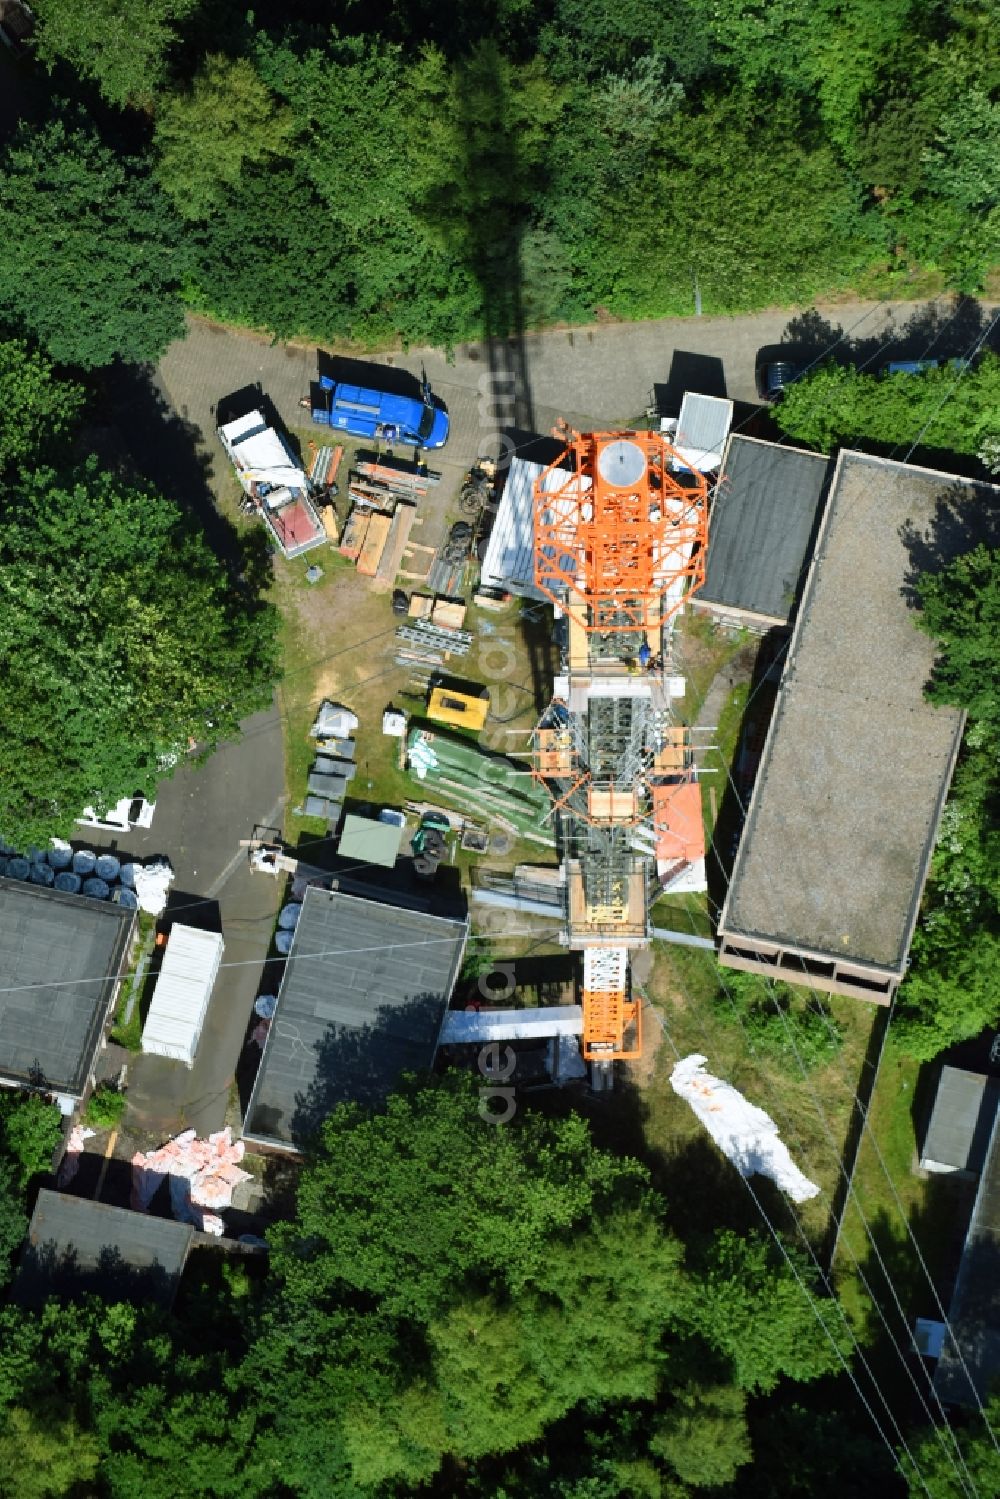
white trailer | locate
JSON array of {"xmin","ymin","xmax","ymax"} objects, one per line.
[
  {"xmin": 664, "ymin": 392, "xmax": 734, "ymax": 473},
  {"xmin": 217, "ymin": 410, "xmax": 326, "ymax": 559},
  {"xmin": 141, "ymin": 925, "xmax": 225, "ymax": 1066}
]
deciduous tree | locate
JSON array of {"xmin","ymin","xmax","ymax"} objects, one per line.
[
  {"xmin": 31, "ymin": 0, "xmax": 196, "ymax": 107},
  {"xmin": 0, "ymin": 1093, "xmax": 63, "ymax": 1188},
  {"xmin": 0, "ymin": 340, "xmax": 84, "ymax": 475},
  {"xmin": 649, "ymin": 1381, "xmax": 751, "ymax": 1488},
  {"xmin": 154, "ymin": 55, "xmax": 292, "ymax": 221},
  {"xmin": 903, "ymin": 1392, "xmax": 1000, "ymax": 1496},
  {"xmin": 0, "ymin": 460, "xmax": 280, "ymax": 845},
  {"xmin": 0, "ymin": 118, "xmax": 185, "ymax": 368}
]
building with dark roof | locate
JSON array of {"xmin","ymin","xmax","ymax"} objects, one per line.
[
  {"xmin": 0, "ymin": 878, "xmax": 135, "ymax": 1108},
  {"xmin": 920, "ymin": 1066, "xmax": 1000, "ymax": 1177},
  {"xmin": 933, "ymin": 1107, "xmax": 1000, "ymax": 1407},
  {"xmin": 17, "ymin": 1190, "xmax": 194, "ymax": 1308},
  {"xmin": 244, "ymin": 886, "xmax": 468, "ymax": 1151},
  {"xmin": 717, "ymin": 452, "xmax": 999, "ymax": 1001},
  {"xmin": 693, "ymin": 435, "xmax": 831, "ymax": 630}
]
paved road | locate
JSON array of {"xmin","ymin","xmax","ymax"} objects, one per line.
[
  {"xmin": 157, "ymin": 293, "xmax": 994, "ymax": 497},
  {"xmin": 84, "ymin": 704, "xmax": 285, "ymax": 1137}
]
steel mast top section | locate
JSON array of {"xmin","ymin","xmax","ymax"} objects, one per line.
[{"xmin": 532, "ymin": 430, "xmax": 709, "ymax": 632}]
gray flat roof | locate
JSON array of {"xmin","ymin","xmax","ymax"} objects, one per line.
[
  {"xmin": 699, "ymin": 436, "xmax": 830, "ymax": 623},
  {"xmin": 245, "ymin": 887, "xmax": 467, "ymax": 1148},
  {"xmin": 17, "ymin": 1189, "xmax": 193, "ymax": 1308},
  {"xmin": 934, "ymin": 1110, "xmax": 1000, "ymax": 1406},
  {"xmin": 921, "ymin": 1067, "xmax": 1000, "ymax": 1174},
  {"xmin": 0, "ymin": 878, "xmax": 135, "ymax": 1095},
  {"xmin": 720, "ymin": 452, "xmax": 992, "ymax": 975}
]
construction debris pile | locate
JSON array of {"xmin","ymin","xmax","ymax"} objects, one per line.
[
  {"xmin": 56, "ymin": 1125, "xmax": 95, "ymax": 1188},
  {"xmin": 130, "ymin": 1127, "xmax": 253, "ymax": 1237},
  {"xmin": 396, "ymin": 615, "xmax": 472, "ymax": 669},
  {"xmin": 306, "ymin": 441, "xmax": 343, "ymax": 542},
  {"xmin": 340, "ymin": 455, "xmax": 436, "ymax": 587}
]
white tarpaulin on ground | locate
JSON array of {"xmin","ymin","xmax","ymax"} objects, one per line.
[
  {"xmin": 310, "ymin": 700, "xmax": 359, "ymax": 739},
  {"xmin": 669, "ymin": 1053, "xmax": 820, "ymax": 1203}
]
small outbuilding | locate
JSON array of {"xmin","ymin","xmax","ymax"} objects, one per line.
[
  {"xmin": 17, "ymin": 1190, "xmax": 194, "ymax": 1309},
  {"xmin": 337, "ymin": 813, "xmax": 405, "ymax": 868},
  {"xmin": 243, "ymin": 886, "xmax": 467, "ymax": 1151},
  {"xmin": 0, "ymin": 877, "xmax": 135, "ymax": 1112},
  {"xmin": 141, "ymin": 924, "xmax": 224, "ymax": 1067},
  {"xmin": 920, "ymin": 1066, "xmax": 1000, "ymax": 1177},
  {"xmin": 933, "ymin": 1108, "xmax": 1000, "ymax": 1406},
  {"xmin": 665, "ymin": 392, "xmax": 734, "ymax": 473},
  {"xmin": 693, "ymin": 435, "xmax": 831, "ymax": 631},
  {"xmin": 479, "ymin": 455, "xmax": 575, "ymax": 601}
]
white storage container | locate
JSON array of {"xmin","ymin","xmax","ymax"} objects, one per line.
[{"xmin": 141, "ymin": 925, "xmax": 224, "ymax": 1066}]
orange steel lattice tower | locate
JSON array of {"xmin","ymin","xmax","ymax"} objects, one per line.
[
  {"xmin": 532, "ymin": 429, "xmax": 709, "ymax": 633},
  {"xmin": 531, "ymin": 429, "xmax": 710, "ymax": 1063}
]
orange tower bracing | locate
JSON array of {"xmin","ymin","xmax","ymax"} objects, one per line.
[{"xmin": 531, "ymin": 430, "xmax": 709, "ymax": 1064}]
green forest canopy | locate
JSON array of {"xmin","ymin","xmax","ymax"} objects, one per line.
[
  {"xmin": 0, "ymin": 1077, "xmax": 859, "ymax": 1497},
  {"xmin": 0, "ymin": 0, "xmax": 997, "ymax": 361},
  {"xmin": 0, "ymin": 339, "xmax": 280, "ymax": 846}
]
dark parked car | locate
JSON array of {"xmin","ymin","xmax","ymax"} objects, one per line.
[
  {"xmin": 880, "ymin": 358, "xmax": 970, "ymax": 377},
  {"xmin": 755, "ymin": 359, "xmax": 802, "ymax": 402}
]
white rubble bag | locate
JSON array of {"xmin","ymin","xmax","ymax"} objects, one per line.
[
  {"xmin": 669, "ymin": 1053, "xmax": 820, "ymax": 1203},
  {"xmin": 130, "ymin": 1127, "xmax": 252, "ymax": 1234},
  {"xmin": 132, "ymin": 857, "xmax": 175, "ymax": 915}
]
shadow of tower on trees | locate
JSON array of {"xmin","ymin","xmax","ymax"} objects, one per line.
[{"xmin": 430, "ymin": 42, "xmax": 548, "ymax": 449}]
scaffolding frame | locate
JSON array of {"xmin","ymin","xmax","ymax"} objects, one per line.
[{"xmin": 527, "ymin": 428, "xmax": 709, "ymax": 1064}]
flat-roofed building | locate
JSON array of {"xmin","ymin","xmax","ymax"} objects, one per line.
[
  {"xmin": 933, "ymin": 1108, "xmax": 1000, "ymax": 1407},
  {"xmin": 920, "ymin": 1066, "xmax": 1000, "ymax": 1177},
  {"xmin": 693, "ymin": 435, "xmax": 831, "ymax": 631},
  {"xmin": 0, "ymin": 878, "xmax": 135, "ymax": 1111},
  {"xmin": 243, "ymin": 886, "xmax": 467, "ymax": 1151},
  {"xmin": 16, "ymin": 1190, "xmax": 194, "ymax": 1309},
  {"xmin": 718, "ymin": 452, "xmax": 998, "ymax": 1002}
]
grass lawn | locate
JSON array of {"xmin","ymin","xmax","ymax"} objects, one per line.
[
  {"xmin": 257, "ymin": 452, "xmax": 559, "ymax": 886},
  {"xmin": 833, "ymin": 1045, "xmax": 973, "ymax": 1385},
  {"xmin": 109, "ymin": 912, "xmax": 158, "ymax": 1051},
  {"xmin": 674, "ymin": 611, "xmax": 753, "ymax": 719},
  {"xmin": 637, "ymin": 940, "xmax": 879, "ymax": 1249}
]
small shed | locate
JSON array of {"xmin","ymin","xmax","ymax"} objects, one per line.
[
  {"xmin": 17, "ymin": 1190, "xmax": 194, "ymax": 1309},
  {"xmin": 667, "ymin": 393, "xmax": 734, "ymax": 473},
  {"xmin": 337, "ymin": 814, "xmax": 404, "ymax": 868},
  {"xmin": 141, "ymin": 924, "xmax": 224, "ymax": 1066},
  {"xmin": 693, "ymin": 435, "xmax": 831, "ymax": 630},
  {"xmin": 479, "ymin": 456, "xmax": 574, "ymax": 601},
  {"xmin": 920, "ymin": 1066, "xmax": 1000, "ymax": 1177}
]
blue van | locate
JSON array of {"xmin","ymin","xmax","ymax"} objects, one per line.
[{"xmin": 312, "ymin": 375, "xmax": 449, "ymax": 449}]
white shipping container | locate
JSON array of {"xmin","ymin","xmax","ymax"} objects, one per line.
[
  {"xmin": 667, "ymin": 392, "xmax": 734, "ymax": 473},
  {"xmin": 141, "ymin": 925, "xmax": 225, "ymax": 1066}
]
